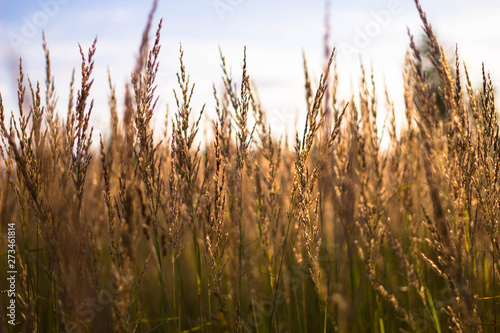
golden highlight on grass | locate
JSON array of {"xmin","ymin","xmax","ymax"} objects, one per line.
[{"xmin": 0, "ymin": 0, "xmax": 499, "ymax": 332}]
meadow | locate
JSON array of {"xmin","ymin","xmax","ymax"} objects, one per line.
[{"xmin": 0, "ymin": 0, "xmax": 499, "ymax": 331}]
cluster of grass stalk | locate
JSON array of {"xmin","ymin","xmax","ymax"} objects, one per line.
[{"xmin": 1, "ymin": 0, "xmax": 499, "ymax": 331}]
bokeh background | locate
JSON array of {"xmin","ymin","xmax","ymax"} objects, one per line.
[{"xmin": 0, "ymin": 0, "xmax": 499, "ymax": 141}]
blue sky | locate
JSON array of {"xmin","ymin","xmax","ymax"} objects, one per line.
[{"xmin": 0, "ymin": 0, "xmax": 499, "ymax": 140}]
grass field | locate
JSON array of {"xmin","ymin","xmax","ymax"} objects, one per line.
[{"xmin": 1, "ymin": 0, "xmax": 499, "ymax": 331}]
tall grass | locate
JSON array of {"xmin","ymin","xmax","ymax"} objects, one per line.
[{"xmin": 1, "ymin": 0, "xmax": 499, "ymax": 332}]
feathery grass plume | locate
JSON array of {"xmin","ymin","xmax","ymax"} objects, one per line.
[
  {"xmin": 69, "ymin": 39, "xmax": 96, "ymax": 205},
  {"xmin": 100, "ymin": 136, "xmax": 121, "ymax": 268},
  {"xmin": 129, "ymin": 17, "xmax": 171, "ymax": 326},
  {"xmin": 0, "ymin": 61, "xmax": 46, "ymax": 221},
  {"xmin": 234, "ymin": 47, "xmax": 254, "ymax": 170},
  {"xmin": 219, "ymin": 46, "xmax": 256, "ymax": 326},
  {"xmin": 132, "ymin": 19, "xmax": 161, "ymax": 192},
  {"xmin": 123, "ymin": 0, "xmax": 158, "ymax": 158},
  {"xmin": 406, "ymin": 2, "xmax": 485, "ymax": 331},
  {"xmin": 115, "ymin": 3, "xmax": 159, "ymax": 283},
  {"xmin": 268, "ymin": 48, "xmax": 337, "ymax": 330},
  {"xmin": 1, "ymin": 61, "xmax": 48, "ymax": 330},
  {"xmin": 165, "ymin": 142, "xmax": 182, "ymax": 263},
  {"xmin": 213, "ymin": 83, "xmax": 233, "ymax": 163},
  {"xmin": 204, "ymin": 122, "xmax": 228, "ymax": 300},
  {"xmin": 172, "ymin": 43, "xmax": 205, "ymax": 223},
  {"xmin": 63, "ymin": 37, "xmax": 102, "ymax": 330},
  {"xmin": 100, "ymin": 7, "xmax": 162, "ymax": 328},
  {"xmin": 66, "ymin": 39, "xmax": 97, "ymax": 309},
  {"xmin": 252, "ymin": 109, "xmax": 284, "ymax": 293},
  {"xmin": 0, "ymin": 40, "xmax": 107, "ymax": 331},
  {"xmin": 170, "ymin": 43, "xmax": 206, "ymax": 329},
  {"xmin": 42, "ymin": 33, "xmax": 63, "ymax": 177},
  {"xmin": 472, "ymin": 64, "xmax": 500, "ymax": 330},
  {"xmin": 218, "ymin": 46, "xmax": 255, "ymax": 170},
  {"xmin": 351, "ymin": 60, "xmax": 411, "ymax": 329},
  {"xmin": 42, "ymin": 32, "xmax": 57, "ymax": 119},
  {"xmin": 303, "ymin": 51, "xmax": 314, "ymax": 115},
  {"xmin": 107, "ymin": 68, "xmax": 120, "ymax": 147}
]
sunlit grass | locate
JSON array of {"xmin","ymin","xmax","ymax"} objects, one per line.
[{"xmin": 0, "ymin": 0, "xmax": 499, "ymax": 332}]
